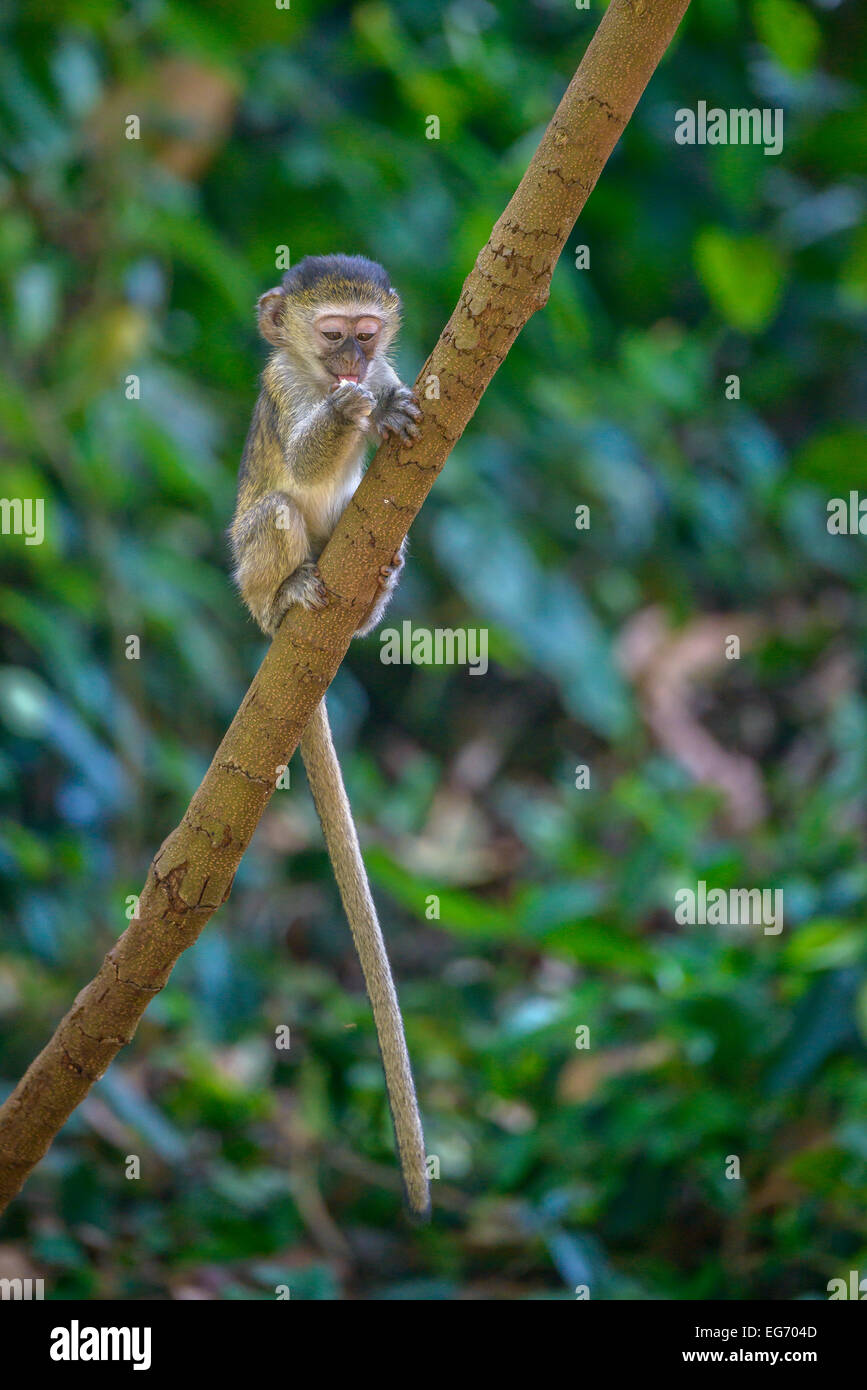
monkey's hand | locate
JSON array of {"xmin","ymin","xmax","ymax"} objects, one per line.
[
  {"xmin": 328, "ymin": 380, "xmax": 376, "ymax": 431},
  {"xmin": 371, "ymin": 384, "xmax": 421, "ymax": 444},
  {"xmin": 354, "ymin": 543, "xmax": 406, "ymax": 637}
]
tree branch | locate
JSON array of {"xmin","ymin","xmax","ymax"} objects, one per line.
[{"xmin": 0, "ymin": 0, "xmax": 691, "ymax": 1214}]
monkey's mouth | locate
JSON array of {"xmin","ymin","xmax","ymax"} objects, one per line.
[{"xmin": 325, "ymin": 361, "xmax": 367, "ymax": 387}]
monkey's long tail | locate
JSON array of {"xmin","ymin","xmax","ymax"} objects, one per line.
[{"xmin": 299, "ymin": 698, "xmax": 430, "ymax": 1220}]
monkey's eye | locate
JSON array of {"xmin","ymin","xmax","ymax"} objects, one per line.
[
  {"xmin": 322, "ymin": 331, "xmax": 343, "ymax": 342},
  {"xmin": 357, "ymin": 332, "xmax": 375, "ymax": 342}
]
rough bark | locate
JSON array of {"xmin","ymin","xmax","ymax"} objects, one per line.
[{"xmin": 0, "ymin": 0, "xmax": 691, "ymax": 1214}]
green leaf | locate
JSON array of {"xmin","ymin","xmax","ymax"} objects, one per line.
[
  {"xmin": 753, "ymin": 0, "xmax": 821, "ymax": 75},
  {"xmin": 783, "ymin": 919, "xmax": 867, "ymax": 972},
  {"xmin": 794, "ymin": 427, "xmax": 867, "ymax": 492},
  {"xmin": 694, "ymin": 228, "xmax": 785, "ymax": 332}
]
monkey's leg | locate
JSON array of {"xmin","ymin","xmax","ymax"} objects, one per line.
[
  {"xmin": 300, "ymin": 699, "xmax": 430, "ymax": 1220},
  {"xmin": 231, "ymin": 491, "xmax": 325, "ymax": 635}
]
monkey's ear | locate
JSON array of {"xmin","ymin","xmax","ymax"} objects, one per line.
[{"xmin": 257, "ymin": 288, "xmax": 286, "ymax": 346}]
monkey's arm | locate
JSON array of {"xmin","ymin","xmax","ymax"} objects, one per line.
[{"xmin": 286, "ymin": 382, "xmax": 376, "ymax": 484}]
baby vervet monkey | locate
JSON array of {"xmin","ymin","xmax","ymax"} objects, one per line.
[{"xmin": 229, "ymin": 254, "xmax": 429, "ymax": 1219}]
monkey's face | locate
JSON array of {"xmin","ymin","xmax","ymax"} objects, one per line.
[
  {"xmin": 257, "ymin": 270, "xmax": 400, "ymax": 391},
  {"xmin": 312, "ymin": 314, "xmax": 383, "ymax": 388}
]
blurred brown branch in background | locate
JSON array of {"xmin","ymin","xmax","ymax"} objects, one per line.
[{"xmin": 619, "ymin": 606, "xmax": 767, "ymax": 830}]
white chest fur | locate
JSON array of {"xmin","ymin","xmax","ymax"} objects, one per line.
[{"xmin": 298, "ymin": 443, "xmax": 365, "ymax": 549}]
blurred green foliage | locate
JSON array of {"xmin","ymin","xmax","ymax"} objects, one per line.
[{"xmin": 0, "ymin": 0, "xmax": 865, "ymax": 1300}]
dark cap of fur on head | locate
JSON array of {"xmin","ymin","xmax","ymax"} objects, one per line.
[{"xmin": 280, "ymin": 254, "xmax": 400, "ymax": 311}]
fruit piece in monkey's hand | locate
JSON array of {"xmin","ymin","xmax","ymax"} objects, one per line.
[{"xmin": 372, "ymin": 384, "xmax": 421, "ymax": 443}]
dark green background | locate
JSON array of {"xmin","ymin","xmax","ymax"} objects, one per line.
[{"xmin": 0, "ymin": 0, "xmax": 865, "ymax": 1299}]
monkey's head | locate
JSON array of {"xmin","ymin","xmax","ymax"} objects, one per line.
[{"xmin": 257, "ymin": 254, "xmax": 401, "ymax": 391}]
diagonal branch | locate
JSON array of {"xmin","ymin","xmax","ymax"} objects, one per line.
[{"xmin": 0, "ymin": 0, "xmax": 691, "ymax": 1214}]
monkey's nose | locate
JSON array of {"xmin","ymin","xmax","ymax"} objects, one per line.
[{"xmin": 336, "ymin": 343, "xmax": 367, "ymax": 378}]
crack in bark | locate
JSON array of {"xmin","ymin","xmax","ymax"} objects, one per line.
[
  {"xmin": 70, "ymin": 1019, "xmax": 132, "ymax": 1048},
  {"xmin": 584, "ymin": 92, "xmax": 622, "ymax": 122},
  {"xmin": 106, "ymin": 952, "xmax": 162, "ymax": 994},
  {"xmin": 216, "ymin": 760, "xmax": 273, "ymax": 787},
  {"xmin": 183, "ymin": 813, "xmax": 235, "ymax": 850},
  {"xmin": 542, "ymin": 163, "xmax": 592, "ymax": 191},
  {"xmin": 59, "ymin": 1047, "xmax": 97, "ymax": 1081},
  {"xmin": 153, "ymin": 860, "xmax": 193, "ymax": 915}
]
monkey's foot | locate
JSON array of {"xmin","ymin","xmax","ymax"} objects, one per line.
[
  {"xmin": 373, "ymin": 385, "xmax": 421, "ymax": 444},
  {"xmin": 354, "ymin": 548, "xmax": 405, "ymax": 637},
  {"xmin": 270, "ymin": 562, "xmax": 327, "ymax": 629},
  {"xmin": 376, "ymin": 549, "xmax": 405, "ymax": 591}
]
